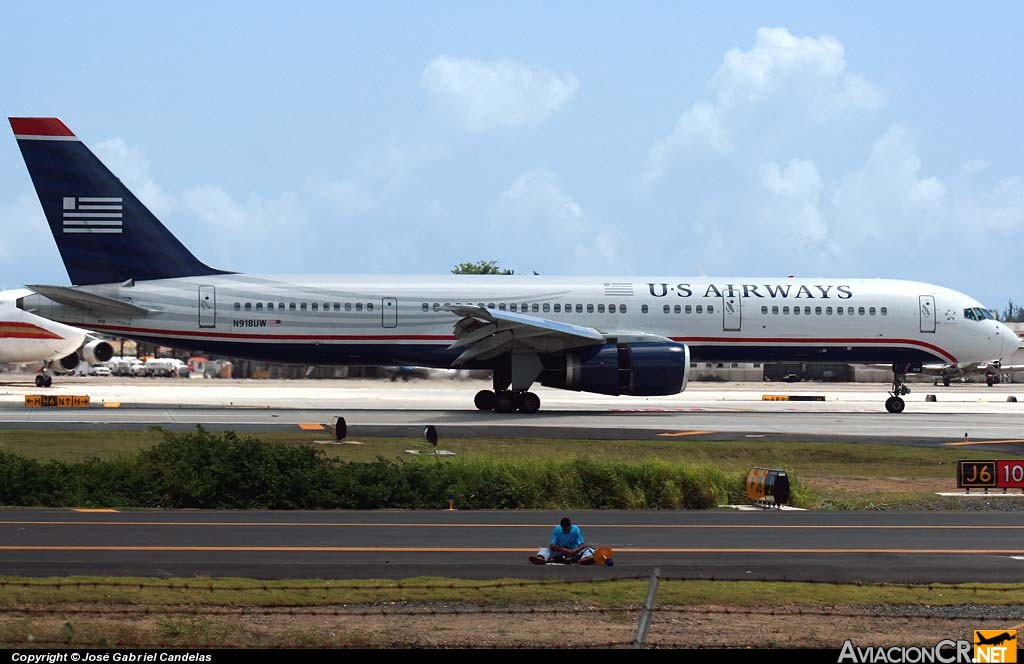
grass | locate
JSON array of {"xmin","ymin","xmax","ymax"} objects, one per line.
[
  {"xmin": 0, "ymin": 429, "xmax": 996, "ymax": 509},
  {"xmin": 0, "ymin": 575, "xmax": 1019, "ymax": 608}
]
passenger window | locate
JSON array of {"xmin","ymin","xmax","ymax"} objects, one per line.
[
  {"xmin": 620, "ymin": 305, "xmax": 627, "ymax": 314},
  {"xmin": 847, "ymin": 307, "xmax": 854, "ymax": 315},
  {"xmin": 674, "ymin": 304, "xmax": 681, "ymax": 314},
  {"xmin": 641, "ymin": 304, "xmax": 648, "ymax": 314},
  {"xmin": 367, "ymin": 302, "xmax": 374, "ymax": 312},
  {"xmin": 289, "ymin": 303, "xmax": 296, "ymax": 311},
  {"xmin": 858, "ymin": 307, "xmax": 865, "ymax": 316},
  {"xmin": 356, "ymin": 303, "xmax": 363, "ymax": 312},
  {"xmin": 826, "ymin": 307, "xmax": 833, "ymax": 315},
  {"xmin": 794, "ymin": 307, "xmax": 800, "ymax": 315},
  {"xmin": 334, "ymin": 303, "xmax": 341, "ymax": 311},
  {"xmin": 244, "ymin": 302, "xmax": 252, "ymax": 311},
  {"xmin": 609, "ymin": 304, "xmax": 616, "ymax": 314},
  {"xmin": 575, "ymin": 304, "xmax": 583, "ymax": 313},
  {"xmin": 663, "ymin": 304, "xmax": 670, "ymax": 314},
  {"xmin": 815, "ymin": 307, "xmax": 822, "ymax": 315},
  {"xmin": 510, "ymin": 303, "xmax": 518, "ymax": 312},
  {"xmin": 869, "ymin": 307, "xmax": 876, "ymax": 316},
  {"xmin": 300, "ymin": 303, "xmax": 307, "ymax": 311},
  {"xmin": 837, "ymin": 307, "xmax": 843, "ymax": 315},
  {"xmin": 761, "ymin": 306, "xmax": 768, "ymax": 314},
  {"xmin": 586, "ymin": 304, "xmax": 594, "ymax": 313},
  {"xmin": 803, "ymin": 306, "xmax": 810, "ymax": 315},
  {"xmin": 696, "ymin": 305, "xmax": 703, "ymax": 314},
  {"xmin": 278, "ymin": 303, "xmax": 285, "ymax": 311},
  {"xmin": 597, "ymin": 304, "xmax": 605, "ymax": 313},
  {"xmin": 880, "ymin": 307, "xmax": 887, "ymax": 316},
  {"xmin": 783, "ymin": 306, "xmax": 790, "ymax": 315},
  {"xmin": 311, "ymin": 303, "xmax": 318, "ymax": 311},
  {"xmin": 422, "ymin": 303, "xmax": 429, "ymax": 312},
  {"xmin": 256, "ymin": 303, "xmax": 263, "ymax": 311},
  {"xmin": 554, "ymin": 304, "xmax": 561, "ymax": 313},
  {"xmin": 707, "ymin": 305, "xmax": 714, "ymax": 314},
  {"xmin": 543, "ymin": 303, "xmax": 550, "ymax": 313},
  {"xmin": 532, "ymin": 304, "xmax": 539, "ymax": 313},
  {"xmin": 233, "ymin": 302, "xmax": 240, "ymax": 311},
  {"xmin": 685, "ymin": 305, "xmax": 692, "ymax": 314},
  {"xmin": 488, "ymin": 303, "xmax": 495, "ymax": 309},
  {"xmin": 772, "ymin": 306, "xmax": 779, "ymax": 315},
  {"xmin": 499, "ymin": 303, "xmax": 507, "ymax": 311}
]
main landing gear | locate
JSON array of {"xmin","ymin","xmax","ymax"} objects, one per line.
[
  {"xmin": 34, "ymin": 363, "xmax": 53, "ymax": 388},
  {"xmin": 475, "ymin": 359, "xmax": 542, "ymax": 413},
  {"xmin": 886, "ymin": 364, "xmax": 911, "ymax": 414},
  {"xmin": 474, "ymin": 389, "xmax": 541, "ymax": 414}
]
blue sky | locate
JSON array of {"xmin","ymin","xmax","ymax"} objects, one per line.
[{"xmin": 1, "ymin": 2, "xmax": 1022, "ymax": 307}]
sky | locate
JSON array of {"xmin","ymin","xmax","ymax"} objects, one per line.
[{"xmin": 1, "ymin": 2, "xmax": 1022, "ymax": 308}]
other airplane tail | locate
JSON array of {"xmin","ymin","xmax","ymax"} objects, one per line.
[{"xmin": 9, "ymin": 117, "xmax": 226, "ymax": 285}]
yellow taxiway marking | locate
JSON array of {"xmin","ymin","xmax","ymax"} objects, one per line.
[
  {"xmin": 945, "ymin": 439, "xmax": 1024, "ymax": 447},
  {"xmin": 5, "ymin": 521, "xmax": 1024, "ymax": 530},
  {"xmin": 656, "ymin": 430, "xmax": 716, "ymax": 437},
  {"xmin": 69, "ymin": 509, "xmax": 120, "ymax": 514},
  {"xmin": 298, "ymin": 423, "xmax": 324, "ymax": 431},
  {"xmin": 0, "ymin": 546, "xmax": 1020, "ymax": 554},
  {"xmin": 102, "ymin": 402, "xmax": 121, "ymax": 408}
]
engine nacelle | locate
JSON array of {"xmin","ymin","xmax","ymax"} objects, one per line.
[
  {"xmin": 82, "ymin": 339, "xmax": 114, "ymax": 365},
  {"xmin": 540, "ymin": 342, "xmax": 690, "ymax": 396},
  {"xmin": 59, "ymin": 353, "xmax": 80, "ymax": 370}
]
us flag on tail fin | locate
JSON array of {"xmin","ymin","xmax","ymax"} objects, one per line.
[{"xmin": 62, "ymin": 196, "xmax": 123, "ymax": 234}]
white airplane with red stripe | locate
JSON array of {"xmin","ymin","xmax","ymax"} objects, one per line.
[
  {"xmin": 0, "ymin": 290, "xmax": 113, "ymax": 387},
  {"xmin": 8, "ymin": 117, "xmax": 1016, "ymax": 412}
]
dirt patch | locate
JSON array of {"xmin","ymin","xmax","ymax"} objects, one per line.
[{"xmin": 0, "ymin": 602, "xmax": 1007, "ymax": 648}]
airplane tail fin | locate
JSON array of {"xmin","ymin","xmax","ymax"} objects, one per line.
[{"xmin": 9, "ymin": 117, "xmax": 227, "ymax": 285}]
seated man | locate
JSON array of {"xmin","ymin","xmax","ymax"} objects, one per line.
[{"xmin": 529, "ymin": 517, "xmax": 595, "ymax": 565}]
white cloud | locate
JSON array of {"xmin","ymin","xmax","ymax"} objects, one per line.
[
  {"xmin": 421, "ymin": 56, "xmax": 579, "ymax": 132},
  {"xmin": 646, "ymin": 27, "xmax": 884, "ymax": 181},
  {"xmin": 94, "ymin": 138, "xmax": 175, "ymax": 217}
]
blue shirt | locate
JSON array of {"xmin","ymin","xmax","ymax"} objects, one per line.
[{"xmin": 551, "ymin": 524, "xmax": 584, "ymax": 550}]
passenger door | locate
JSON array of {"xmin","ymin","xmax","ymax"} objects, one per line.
[
  {"xmin": 919, "ymin": 295, "xmax": 936, "ymax": 333},
  {"xmin": 722, "ymin": 292, "xmax": 741, "ymax": 331},
  {"xmin": 198, "ymin": 285, "xmax": 216, "ymax": 328}
]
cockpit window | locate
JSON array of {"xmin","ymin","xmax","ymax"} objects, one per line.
[
  {"xmin": 978, "ymin": 308, "xmax": 995, "ymax": 320},
  {"xmin": 964, "ymin": 308, "xmax": 978, "ymax": 321},
  {"xmin": 965, "ymin": 307, "xmax": 994, "ymax": 321}
]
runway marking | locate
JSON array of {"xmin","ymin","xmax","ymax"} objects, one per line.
[
  {"xmin": 656, "ymin": 430, "xmax": 716, "ymax": 437},
  {"xmin": 102, "ymin": 402, "xmax": 121, "ymax": 408},
  {"xmin": 944, "ymin": 439, "xmax": 1024, "ymax": 447},
  {"xmin": 4, "ymin": 521, "xmax": 1024, "ymax": 529},
  {"xmin": 69, "ymin": 509, "xmax": 119, "ymax": 513},
  {"xmin": 298, "ymin": 423, "xmax": 324, "ymax": 431},
  {"xmin": 0, "ymin": 546, "xmax": 1021, "ymax": 554}
]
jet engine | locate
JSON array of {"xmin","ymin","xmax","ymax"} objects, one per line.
[
  {"xmin": 82, "ymin": 339, "xmax": 114, "ymax": 365},
  {"xmin": 540, "ymin": 342, "xmax": 690, "ymax": 396}
]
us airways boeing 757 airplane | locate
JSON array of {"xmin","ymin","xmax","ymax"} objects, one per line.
[{"xmin": 8, "ymin": 117, "xmax": 1015, "ymax": 413}]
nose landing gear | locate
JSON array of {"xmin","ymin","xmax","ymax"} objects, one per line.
[{"xmin": 886, "ymin": 365, "xmax": 911, "ymax": 413}]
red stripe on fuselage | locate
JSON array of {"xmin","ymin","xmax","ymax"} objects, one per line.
[
  {"xmin": 9, "ymin": 117, "xmax": 74, "ymax": 137},
  {"xmin": 669, "ymin": 336, "xmax": 957, "ymax": 363},
  {"xmin": 0, "ymin": 321, "xmax": 62, "ymax": 340},
  {"xmin": 80, "ymin": 323, "xmax": 956, "ymax": 362}
]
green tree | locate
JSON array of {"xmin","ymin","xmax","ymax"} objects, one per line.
[{"xmin": 451, "ymin": 260, "xmax": 514, "ymax": 275}]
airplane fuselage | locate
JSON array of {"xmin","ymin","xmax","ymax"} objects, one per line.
[{"xmin": 20, "ymin": 274, "xmax": 1009, "ymax": 370}]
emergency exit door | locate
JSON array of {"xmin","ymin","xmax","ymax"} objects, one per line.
[
  {"xmin": 198, "ymin": 285, "xmax": 216, "ymax": 328},
  {"xmin": 382, "ymin": 297, "xmax": 398, "ymax": 328}
]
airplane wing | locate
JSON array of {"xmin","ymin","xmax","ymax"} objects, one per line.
[
  {"xmin": 26, "ymin": 285, "xmax": 155, "ymax": 318},
  {"xmin": 446, "ymin": 305, "xmax": 606, "ymax": 365}
]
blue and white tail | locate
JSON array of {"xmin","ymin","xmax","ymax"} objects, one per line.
[{"xmin": 9, "ymin": 117, "xmax": 226, "ymax": 285}]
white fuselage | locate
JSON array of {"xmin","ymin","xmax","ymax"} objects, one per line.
[
  {"xmin": 20, "ymin": 275, "xmax": 1011, "ymax": 370},
  {"xmin": 0, "ymin": 304, "xmax": 86, "ymax": 364}
]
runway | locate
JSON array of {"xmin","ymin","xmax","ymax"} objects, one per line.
[
  {"xmin": 0, "ymin": 378, "xmax": 1023, "ymax": 446},
  {"xmin": 3, "ymin": 509, "xmax": 1024, "ymax": 583}
]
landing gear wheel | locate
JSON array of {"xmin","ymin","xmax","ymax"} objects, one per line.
[
  {"xmin": 474, "ymin": 390, "xmax": 496, "ymax": 411},
  {"xmin": 885, "ymin": 396, "xmax": 905, "ymax": 414},
  {"xmin": 987, "ymin": 376, "xmax": 995, "ymax": 387},
  {"xmin": 495, "ymin": 391, "xmax": 518, "ymax": 413},
  {"xmin": 942, "ymin": 375, "xmax": 950, "ymax": 387},
  {"xmin": 518, "ymin": 392, "xmax": 541, "ymax": 413},
  {"xmin": 34, "ymin": 375, "xmax": 44, "ymax": 387},
  {"xmin": 43, "ymin": 375, "xmax": 52, "ymax": 388}
]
